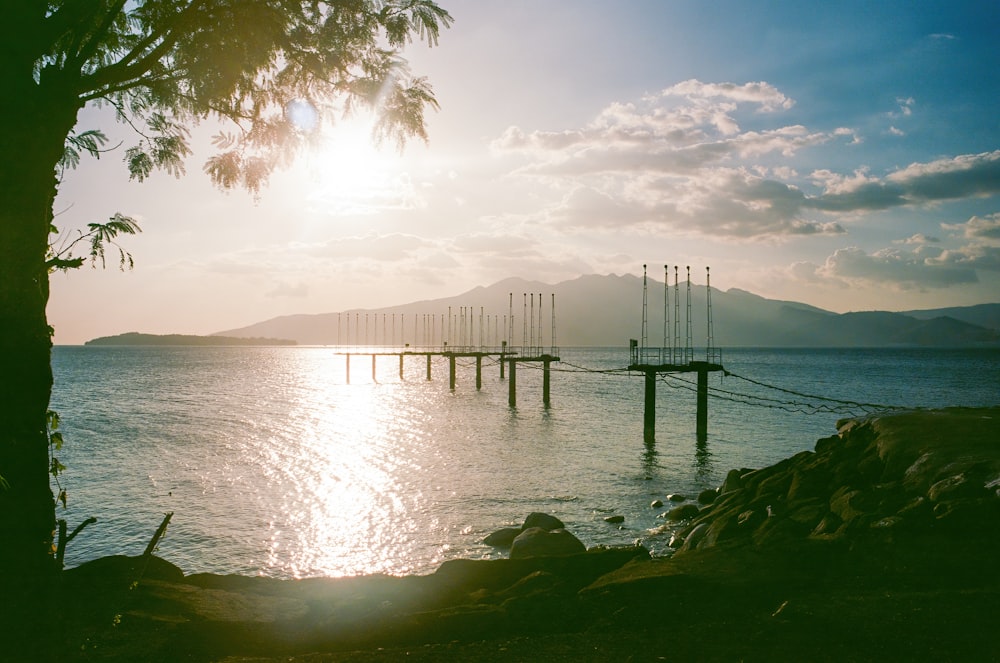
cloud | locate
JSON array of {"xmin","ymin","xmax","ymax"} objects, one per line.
[
  {"xmin": 266, "ymin": 281, "xmax": 309, "ymax": 298},
  {"xmin": 490, "ymin": 80, "xmax": 1000, "ymax": 240},
  {"xmin": 310, "ymin": 233, "xmax": 432, "ymax": 261},
  {"xmin": 809, "ymin": 151, "xmax": 1000, "ymax": 212},
  {"xmin": 931, "ymin": 244, "xmax": 1000, "ymax": 272},
  {"xmin": 818, "ymin": 246, "xmax": 978, "ymax": 288},
  {"xmin": 660, "ymin": 80, "xmax": 795, "ymax": 112},
  {"xmin": 943, "ymin": 212, "xmax": 1000, "ymax": 241},
  {"xmin": 896, "ymin": 233, "xmax": 940, "ymax": 245}
]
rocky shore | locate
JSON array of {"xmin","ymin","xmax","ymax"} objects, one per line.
[{"xmin": 52, "ymin": 407, "xmax": 1000, "ymax": 661}]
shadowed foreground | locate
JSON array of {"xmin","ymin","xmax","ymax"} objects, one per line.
[{"xmin": 51, "ymin": 407, "xmax": 1000, "ymax": 661}]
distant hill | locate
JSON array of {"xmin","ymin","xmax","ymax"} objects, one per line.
[
  {"xmin": 901, "ymin": 303, "xmax": 1000, "ymax": 331},
  {"xmin": 214, "ymin": 275, "xmax": 1000, "ymax": 348},
  {"xmin": 85, "ymin": 332, "xmax": 296, "ymax": 346}
]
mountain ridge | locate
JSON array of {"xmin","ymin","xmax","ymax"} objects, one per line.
[{"xmin": 213, "ymin": 275, "xmax": 1000, "ymax": 348}]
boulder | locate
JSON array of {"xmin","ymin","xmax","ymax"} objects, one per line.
[
  {"xmin": 510, "ymin": 528, "xmax": 586, "ymax": 559},
  {"xmin": 928, "ymin": 473, "xmax": 982, "ymax": 503},
  {"xmin": 697, "ymin": 489, "xmax": 718, "ymax": 505},
  {"xmin": 483, "ymin": 527, "xmax": 521, "ymax": 549},
  {"xmin": 650, "ymin": 499, "xmax": 664, "ymax": 508},
  {"xmin": 720, "ymin": 468, "xmax": 745, "ymax": 493},
  {"xmin": 667, "ymin": 494, "xmax": 687, "ymax": 502},
  {"xmin": 678, "ymin": 523, "xmax": 708, "ymax": 551},
  {"xmin": 522, "ymin": 512, "xmax": 565, "ymax": 531},
  {"xmin": 604, "ymin": 515, "xmax": 625, "ymax": 524},
  {"xmin": 666, "ymin": 504, "xmax": 700, "ymax": 522}
]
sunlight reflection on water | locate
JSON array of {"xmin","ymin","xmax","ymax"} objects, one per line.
[{"xmin": 51, "ymin": 346, "xmax": 1000, "ymax": 578}]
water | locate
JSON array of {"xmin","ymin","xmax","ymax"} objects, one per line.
[{"xmin": 50, "ymin": 346, "xmax": 1000, "ymax": 578}]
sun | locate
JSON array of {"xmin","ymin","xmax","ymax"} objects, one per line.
[{"xmin": 294, "ymin": 113, "xmax": 416, "ymax": 216}]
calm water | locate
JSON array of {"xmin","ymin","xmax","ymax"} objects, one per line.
[{"xmin": 50, "ymin": 346, "xmax": 1000, "ymax": 578}]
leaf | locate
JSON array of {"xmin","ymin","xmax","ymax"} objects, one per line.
[
  {"xmin": 58, "ymin": 490, "xmax": 68, "ymax": 509},
  {"xmin": 125, "ymin": 145, "xmax": 154, "ymax": 181},
  {"xmin": 49, "ymin": 431, "xmax": 64, "ymax": 451},
  {"xmin": 50, "ymin": 458, "xmax": 66, "ymax": 478}
]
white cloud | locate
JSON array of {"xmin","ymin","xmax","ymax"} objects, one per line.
[
  {"xmin": 817, "ymin": 246, "xmax": 978, "ymax": 288},
  {"xmin": 489, "ymin": 81, "xmax": 1000, "ymax": 241},
  {"xmin": 943, "ymin": 212, "xmax": 1000, "ymax": 241},
  {"xmin": 660, "ymin": 80, "xmax": 795, "ymax": 112},
  {"xmin": 896, "ymin": 233, "xmax": 940, "ymax": 245}
]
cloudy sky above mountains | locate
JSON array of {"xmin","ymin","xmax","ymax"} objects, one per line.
[{"xmin": 50, "ymin": 0, "xmax": 999, "ymax": 344}]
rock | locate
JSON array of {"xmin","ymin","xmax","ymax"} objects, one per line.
[
  {"xmin": 697, "ymin": 489, "xmax": 718, "ymax": 505},
  {"xmin": 678, "ymin": 523, "xmax": 709, "ymax": 551},
  {"xmin": 667, "ymin": 494, "xmax": 687, "ymax": 502},
  {"xmin": 604, "ymin": 515, "xmax": 625, "ymax": 524},
  {"xmin": 484, "ymin": 527, "xmax": 521, "ymax": 549},
  {"xmin": 666, "ymin": 504, "xmax": 700, "ymax": 522},
  {"xmin": 720, "ymin": 468, "xmax": 744, "ymax": 493},
  {"xmin": 829, "ymin": 487, "xmax": 869, "ymax": 523},
  {"xmin": 522, "ymin": 512, "xmax": 565, "ymax": 531},
  {"xmin": 928, "ymin": 473, "xmax": 982, "ymax": 503},
  {"xmin": 650, "ymin": 499, "xmax": 664, "ymax": 508},
  {"xmin": 510, "ymin": 527, "xmax": 586, "ymax": 559}
]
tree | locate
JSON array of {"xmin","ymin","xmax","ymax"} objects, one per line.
[{"xmin": 0, "ymin": 0, "xmax": 451, "ymax": 635}]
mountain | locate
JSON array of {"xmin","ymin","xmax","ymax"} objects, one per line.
[
  {"xmin": 85, "ymin": 332, "xmax": 296, "ymax": 346},
  {"xmin": 214, "ymin": 275, "xmax": 1000, "ymax": 348},
  {"xmin": 901, "ymin": 303, "xmax": 1000, "ymax": 331}
]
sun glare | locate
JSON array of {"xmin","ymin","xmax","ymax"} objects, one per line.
[{"xmin": 296, "ymin": 114, "xmax": 416, "ymax": 216}]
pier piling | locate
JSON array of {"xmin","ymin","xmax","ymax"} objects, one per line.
[
  {"xmin": 697, "ymin": 366, "xmax": 708, "ymax": 440},
  {"xmin": 508, "ymin": 359, "xmax": 516, "ymax": 407},
  {"xmin": 643, "ymin": 370, "xmax": 656, "ymax": 441}
]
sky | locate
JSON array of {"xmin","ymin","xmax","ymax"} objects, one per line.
[{"xmin": 49, "ymin": 0, "xmax": 1000, "ymax": 344}]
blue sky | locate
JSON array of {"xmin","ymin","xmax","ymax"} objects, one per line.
[{"xmin": 49, "ymin": 1, "xmax": 1000, "ymax": 344}]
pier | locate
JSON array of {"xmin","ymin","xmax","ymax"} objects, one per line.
[
  {"xmin": 331, "ymin": 267, "xmax": 725, "ymax": 440},
  {"xmin": 628, "ymin": 265, "xmax": 724, "ymax": 442},
  {"xmin": 332, "ymin": 294, "xmax": 559, "ymax": 407}
]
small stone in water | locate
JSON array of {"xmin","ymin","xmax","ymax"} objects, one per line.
[
  {"xmin": 604, "ymin": 515, "xmax": 625, "ymax": 524},
  {"xmin": 651, "ymin": 499, "xmax": 664, "ymax": 508}
]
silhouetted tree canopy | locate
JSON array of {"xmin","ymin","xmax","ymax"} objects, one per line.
[{"xmin": 0, "ymin": 3, "xmax": 451, "ymax": 653}]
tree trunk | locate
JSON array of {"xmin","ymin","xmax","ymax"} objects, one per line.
[{"xmin": 0, "ymin": 67, "xmax": 82, "ymax": 654}]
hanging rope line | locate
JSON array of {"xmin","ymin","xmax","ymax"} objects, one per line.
[
  {"xmin": 352, "ymin": 350, "xmax": 911, "ymax": 417},
  {"xmin": 506, "ymin": 357, "xmax": 910, "ymax": 416}
]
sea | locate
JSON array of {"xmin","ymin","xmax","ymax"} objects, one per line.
[{"xmin": 50, "ymin": 345, "xmax": 1000, "ymax": 578}]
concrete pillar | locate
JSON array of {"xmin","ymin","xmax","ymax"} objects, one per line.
[
  {"xmin": 449, "ymin": 354, "xmax": 456, "ymax": 390},
  {"xmin": 476, "ymin": 355, "xmax": 483, "ymax": 390},
  {"xmin": 346, "ymin": 354, "xmax": 351, "ymax": 384},
  {"xmin": 426, "ymin": 354, "xmax": 432, "ymax": 380}
]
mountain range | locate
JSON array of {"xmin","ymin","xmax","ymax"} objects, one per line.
[{"xmin": 215, "ymin": 274, "xmax": 1000, "ymax": 348}]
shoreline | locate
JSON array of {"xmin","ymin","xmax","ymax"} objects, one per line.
[{"xmin": 49, "ymin": 406, "xmax": 1000, "ymax": 661}]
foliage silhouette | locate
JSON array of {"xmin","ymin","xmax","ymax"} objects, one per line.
[{"xmin": 0, "ymin": 3, "xmax": 451, "ymax": 656}]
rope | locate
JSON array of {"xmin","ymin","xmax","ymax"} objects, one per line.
[{"xmin": 344, "ymin": 351, "xmax": 911, "ymax": 416}]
